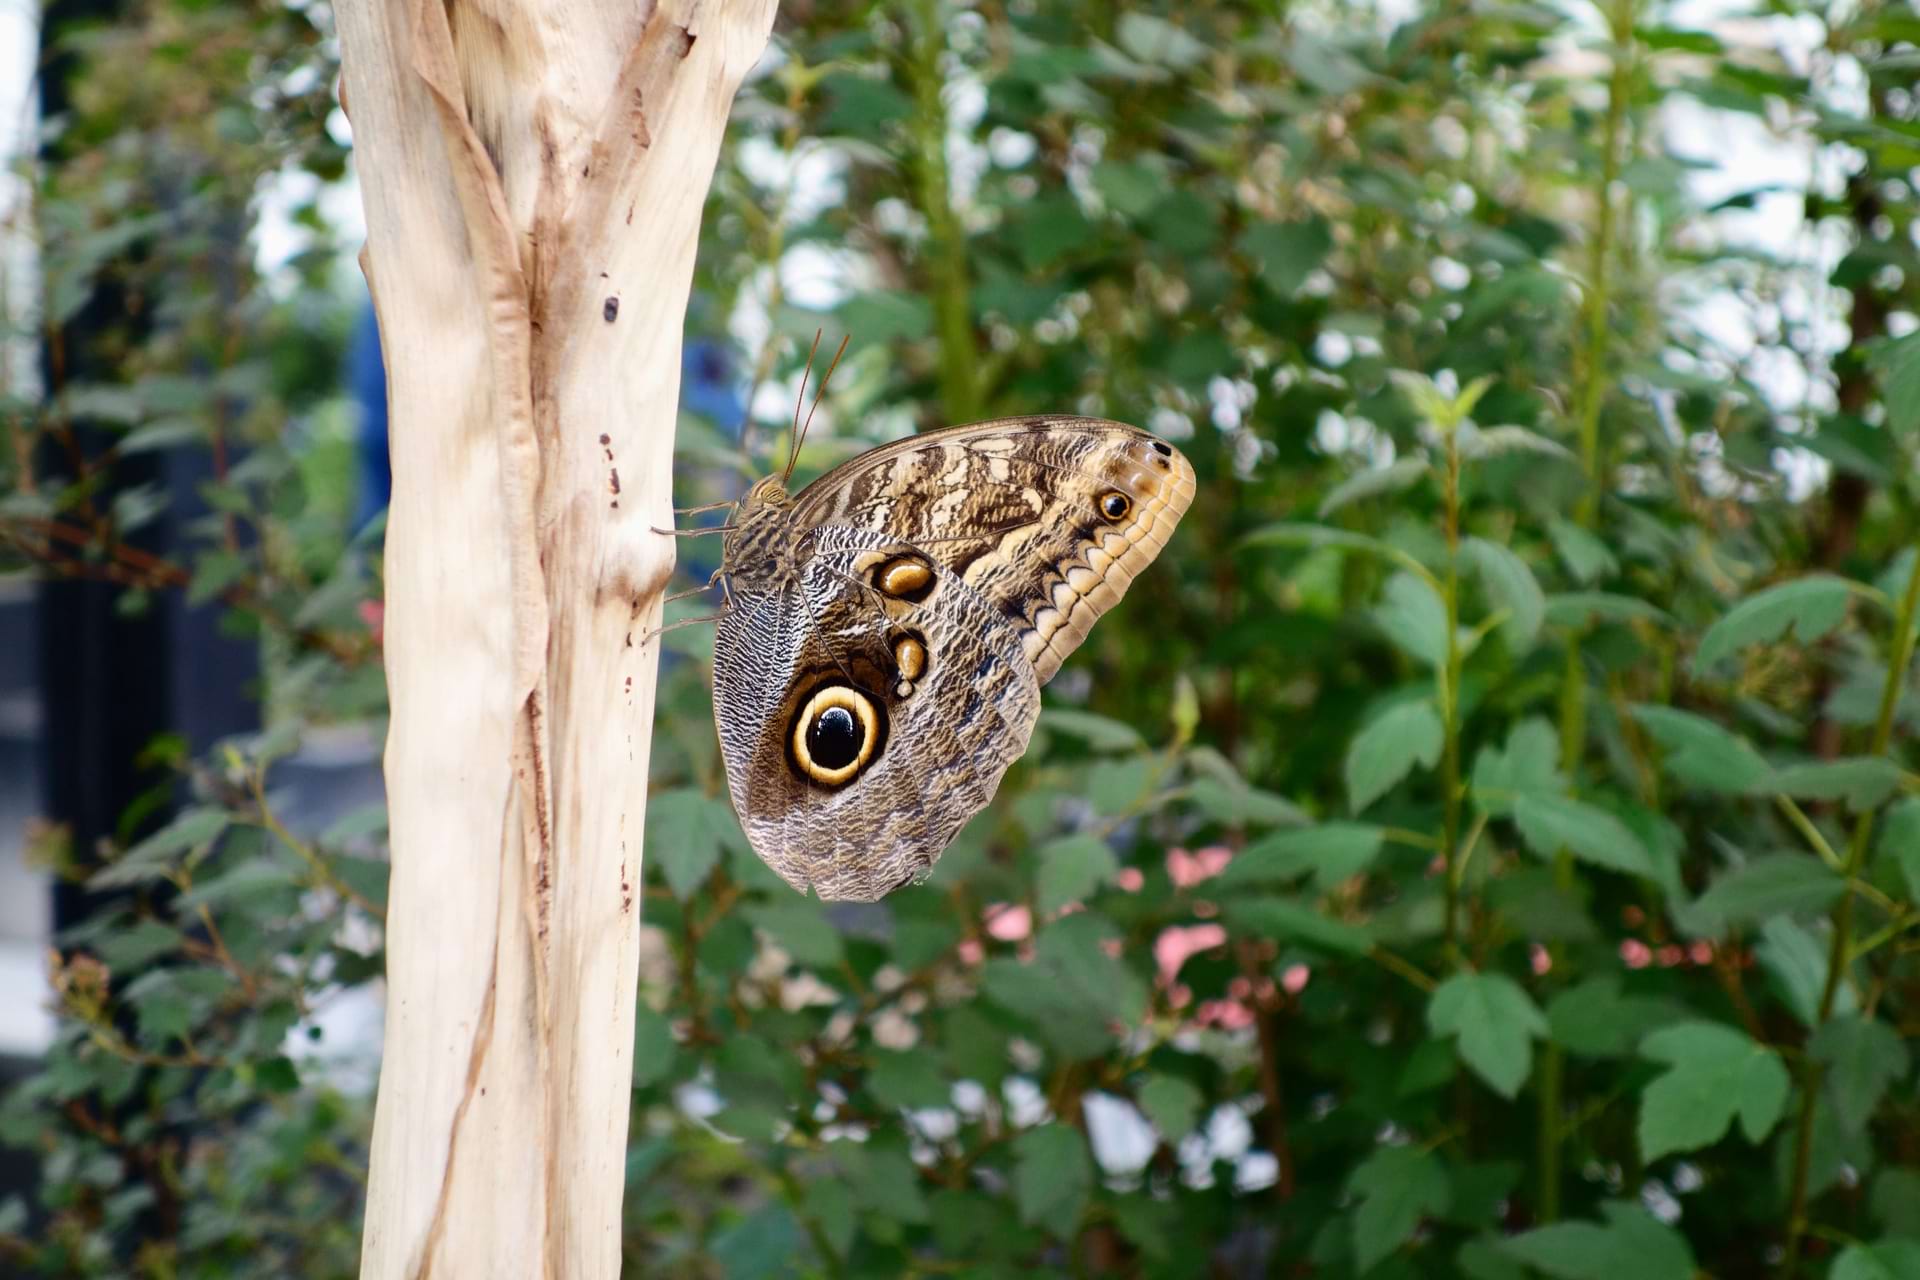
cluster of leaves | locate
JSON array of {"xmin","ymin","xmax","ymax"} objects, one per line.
[{"xmin": 7, "ymin": 0, "xmax": 1920, "ymax": 1278}]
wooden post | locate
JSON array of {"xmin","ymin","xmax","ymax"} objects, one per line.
[{"xmin": 334, "ymin": 2, "xmax": 776, "ymax": 1275}]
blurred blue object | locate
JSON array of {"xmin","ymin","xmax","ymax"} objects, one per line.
[{"xmin": 347, "ymin": 301, "xmax": 748, "ymax": 532}]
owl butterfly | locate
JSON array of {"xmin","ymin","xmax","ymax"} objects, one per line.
[{"xmin": 671, "ymin": 353, "xmax": 1194, "ymax": 902}]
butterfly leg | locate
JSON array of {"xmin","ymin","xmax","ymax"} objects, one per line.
[
  {"xmin": 651, "ymin": 524, "xmax": 737, "ymax": 537},
  {"xmin": 663, "ymin": 566, "xmax": 725, "ymax": 604},
  {"xmin": 673, "ymin": 499, "xmax": 737, "ymax": 516},
  {"xmin": 638, "ymin": 611, "xmax": 726, "ymax": 646}
]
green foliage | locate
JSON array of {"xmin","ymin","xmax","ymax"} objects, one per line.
[{"xmin": 8, "ymin": 0, "xmax": 1920, "ymax": 1275}]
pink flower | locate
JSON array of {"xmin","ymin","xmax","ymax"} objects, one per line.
[
  {"xmin": 1195, "ymin": 999, "xmax": 1255, "ymax": 1030},
  {"xmin": 1154, "ymin": 924, "xmax": 1227, "ymax": 984},
  {"xmin": 358, "ymin": 600, "xmax": 385, "ymax": 646},
  {"xmin": 1689, "ymin": 940, "xmax": 1714, "ymax": 966},
  {"xmin": 1115, "ymin": 867, "xmax": 1145, "ymax": 893},
  {"xmin": 984, "ymin": 904, "xmax": 1032, "ymax": 942},
  {"xmin": 1620, "ymin": 939, "xmax": 1652, "ymax": 969},
  {"xmin": 1530, "ymin": 943, "xmax": 1552, "ymax": 976},
  {"xmin": 1167, "ymin": 845, "xmax": 1232, "ymax": 888},
  {"xmin": 956, "ymin": 939, "xmax": 984, "ymax": 966},
  {"xmin": 1657, "ymin": 944, "xmax": 1685, "ymax": 968},
  {"xmin": 1280, "ymin": 963, "xmax": 1311, "ymax": 995}
]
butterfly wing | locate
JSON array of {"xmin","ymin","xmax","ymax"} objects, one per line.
[
  {"xmin": 787, "ymin": 416, "xmax": 1196, "ymax": 683},
  {"xmin": 712, "ymin": 524, "xmax": 1041, "ymax": 902}
]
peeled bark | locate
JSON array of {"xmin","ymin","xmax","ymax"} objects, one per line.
[{"xmin": 334, "ymin": 2, "xmax": 776, "ymax": 1275}]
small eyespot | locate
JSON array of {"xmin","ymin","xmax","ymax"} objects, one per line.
[
  {"xmin": 894, "ymin": 634, "xmax": 928, "ymax": 682},
  {"xmin": 873, "ymin": 554, "xmax": 936, "ymax": 602},
  {"xmin": 1099, "ymin": 491, "xmax": 1133, "ymax": 521}
]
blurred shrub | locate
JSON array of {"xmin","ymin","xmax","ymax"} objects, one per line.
[{"xmin": 5, "ymin": 0, "xmax": 1920, "ymax": 1277}]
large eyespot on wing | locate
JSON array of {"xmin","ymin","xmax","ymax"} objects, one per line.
[
  {"xmin": 785, "ymin": 416, "xmax": 1196, "ymax": 684},
  {"xmin": 711, "ymin": 525, "xmax": 1041, "ymax": 903}
]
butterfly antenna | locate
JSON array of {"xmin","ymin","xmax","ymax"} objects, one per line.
[
  {"xmin": 784, "ymin": 329, "xmax": 824, "ymax": 484},
  {"xmin": 787, "ymin": 333, "xmax": 850, "ymax": 484}
]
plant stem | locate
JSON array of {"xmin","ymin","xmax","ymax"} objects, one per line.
[
  {"xmin": 1440, "ymin": 424, "xmax": 1464, "ymax": 966},
  {"xmin": 1541, "ymin": 0, "xmax": 1635, "ymax": 1223},
  {"xmin": 1782, "ymin": 543, "xmax": 1920, "ymax": 1274},
  {"xmin": 907, "ymin": 0, "xmax": 980, "ymax": 422}
]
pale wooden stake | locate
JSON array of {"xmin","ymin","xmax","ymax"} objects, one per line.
[{"xmin": 334, "ymin": 2, "xmax": 776, "ymax": 1276}]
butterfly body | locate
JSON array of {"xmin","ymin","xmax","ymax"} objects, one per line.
[{"xmin": 708, "ymin": 416, "xmax": 1194, "ymax": 902}]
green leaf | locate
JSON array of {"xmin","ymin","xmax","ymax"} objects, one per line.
[
  {"xmin": 1460, "ymin": 424, "xmax": 1575, "ymax": 463},
  {"xmin": 1471, "ymin": 717, "xmax": 1563, "ymax": 815},
  {"xmin": 983, "ymin": 914, "xmax": 1147, "ymax": 1057},
  {"xmin": 631, "ymin": 1008, "xmax": 677, "ymax": 1089},
  {"xmin": 1766, "ymin": 757, "xmax": 1904, "ymax": 810},
  {"xmin": 1513, "ymin": 794, "xmax": 1653, "ymax": 877},
  {"xmin": 1240, "ymin": 217, "xmax": 1332, "ymax": 295},
  {"xmin": 867, "ymin": 1051, "xmax": 952, "ymax": 1111},
  {"xmin": 1872, "ymin": 1169, "xmax": 1920, "ymax": 1240},
  {"xmin": 1882, "ymin": 798, "xmax": 1920, "ymax": 899},
  {"xmin": 1694, "ymin": 574, "xmax": 1853, "ymax": 674},
  {"xmin": 1012, "ymin": 1125, "xmax": 1092, "ymax": 1232},
  {"xmin": 1036, "ymin": 834, "xmax": 1119, "ymax": 914},
  {"xmin": 1226, "ymin": 896, "xmax": 1373, "ymax": 955},
  {"xmin": 1500, "ymin": 1203, "xmax": 1696, "ymax": 1280},
  {"xmin": 743, "ymin": 901, "xmax": 844, "ymax": 969},
  {"xmin": 1812, "ymin": 1015, "xmax": 1909, "ymax": 1134},
  {"xmin": 1347, "ymin": 698, "xmax": 1444, "ymax": 812},
  {"xmin": 647, "ymin": 789, "xmax": 738, "ymax": 899},
  {"xmin": 1137, "ymin": 1074, "xmax": 1203, "ymax": 1142},
  {"xmin": 1692, "ymin": 855, "xmax": 1844, "ymax": 929},
  {"xmin": 1317, "ymin": 457, "xmax": 1429, "ymax": 518},
  {"xmin": 88, "ymin": 808, "xmax": 230, "ymax": 889},
  {"xmin": 1756, "ymin": 916, "xmax": 1857, "ymax": 1026},
  {"xmin": 1546, "ymin": 518, "xmax": 1618, "ymax": 585},
  {"xmin": 1347, "ymin": 1147, "xmax": 1450, "ymax": 1273},
  {"xmin": 1039, "ymin": 708, "xmax": 1146, "ymax": 753},
  {"xmin": 1428, "ymin": 972, "xmax": 1548, "ymax": 1098},
  {"xmin": 1547, "ymin": 976, "xmax": 1684, "ymax": 1058},
  {"xmin": 1215, "ymin": 823, "xmax": 1384, "ymax": 891},
  {"xmin": 1115, "ymin": 12, "xmax": 1209, "ymax": 67},
  {"xmin": 1832, "ymin": 1241, "xmax": 1920, "ymax": 1280},
  {"xmin": 1463, "ymin": 537, "xmax": 1545, "ymax": 651},
  {"xmin": 1374, "ymin": 572, "xmax": 1450, "ymax": 669},
  {"xmin": 1629, "ymin": 706, "xmax": 1773, "ymax": 793},
  {"xmin": 174, "ymin": 859, "xmax": 300, "ymax": 909},
  {"xmin": 1637, "ymin": 1021, "xmax": 1791, "ymax": 1160},
  {"xmin": 1868, "ymin": 328, "xmax": 1920, "ymax": 435},
  {"xmin": 1543, "ymin": 593, "xmax": 1672, "ymax": 628},
  {"xmin": 836, "ymin": 289, "xmax": 934, "ymax": 343}
]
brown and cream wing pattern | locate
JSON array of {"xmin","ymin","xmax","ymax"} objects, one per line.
[
  {"xmin": 712, "ymin": 523, "xmax": 1041, "ymax": 902},
  {"xmin": 787, "ymin": 417, "xmax": 1196, "ymax": 684}
]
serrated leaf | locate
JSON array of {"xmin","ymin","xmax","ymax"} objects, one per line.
[
  {"xmin": 744, "ymin": 901, "xmax": 843, "ymax": 969},
  {"xmin": 88, "ymin": 808, "xmax": 230, "ymax": 890},
  {"xmin": 1500, "ymin": 1203, "xmax": 1695, "ymax": 1280},
  {"xmin": 1374, "ymin": 572, "xmax": 1450, "ymax": 668},
  {"xmin": 1812, "ymin": 1015, "xmax": 1909, "ymax": 1134},
  {"xmin": 1347, "ymin": 1147, "xmax": 1450, "ymax": 1273},
  {"xmin": 1513, "ymin": 793, "xmax": 1653, "ymax": 876},
  {"xmin": 1637, "ymin": 1021, "xmax": 1790, "ymax": 1160},
  {"xmin": 1012, "ymin": 1125, "xmax": 1092, "ymax": 1232},
  {"xmin": 1543, "ymin": 592, "xmax": 1672, "ymax": 628},
  {"xmin": 1471, "ymin": 716, "xmax": 1563, "ymax": 815},
  {"xmin": 1240, "ymin": 217, "xmax": 1332, "ymax": 295},
  {"xmin": 647, "ymin": 789, "xmax": 739, "ymax": 899},
  {"xmin": 1464, "ymin": 537, "xmax": 1545, "ymax": 650},
  {"xmin": 1039, "ymin": 708, "xmax": 1145, "ymax": 753},
  {"xmin": 1766, "ymin": 757, "xmax": 1904, "ymax": 810},
  {"xmin": 1883, "ymin": 798, "xmax": 1920, "ymax": 900},
  {"xmin": 1428, "ymin": 972, "xmax": 1548, "ymax": 1098},
  {"xmin": 1694, "ymin": 574, "xmax": 1853, "ymax": 673},
  {"xmin": 867, "ymin": 1051, "xmax": 951, "ymax": 1111},
  {"xmin": 1629, "ymin": 706, "xmax": 1773, "ymax": 793},
  {"xmin": 1136, "ymin": 1074, "xmax": 1203, "ymax": 1142},
  {"xmin": 1036, "ymin": 833, "xmax": 1118, "ymax": 914},
  {"xmin": 1347, "ymin": 698, "xmax": 1443, "ymax": 812},
  {"xmin": 1757, "ymin": 915, "xmax": 1857, "ymax": 1026},
  {"xmin": 1692, "ymin": 855, "xmax": 1844, "ymax": 929},
  {"xmin": 1833, "ymin": 1242, "xmax": 1920, "ymax": 1280},
  {"xmin": 1547, "ymin": 518, "xmax": 1618, "ymax": 585},
  {"xmin": 1547, "ymin": 976, "xmax": 1684, "ymax": 1058},
  {"xmin": 1461, "ymin": 424, "xmax": 1576, "ymax": 462},
  {"xmin": 1215, "ymin": 823, "xmax": 1384, "ymax": 891},
  {"xmin": 1226, "ymin": 896, "xmax": 1373, "ymax": 955},
  {"xmin": 1317, "ymin": 457, "xmax": 1429, "ymax": 518}
]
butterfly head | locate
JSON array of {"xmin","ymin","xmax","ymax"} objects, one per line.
[{"xmin": 741, "ymin": 474, "xmax": 791, "ymax": 509}]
